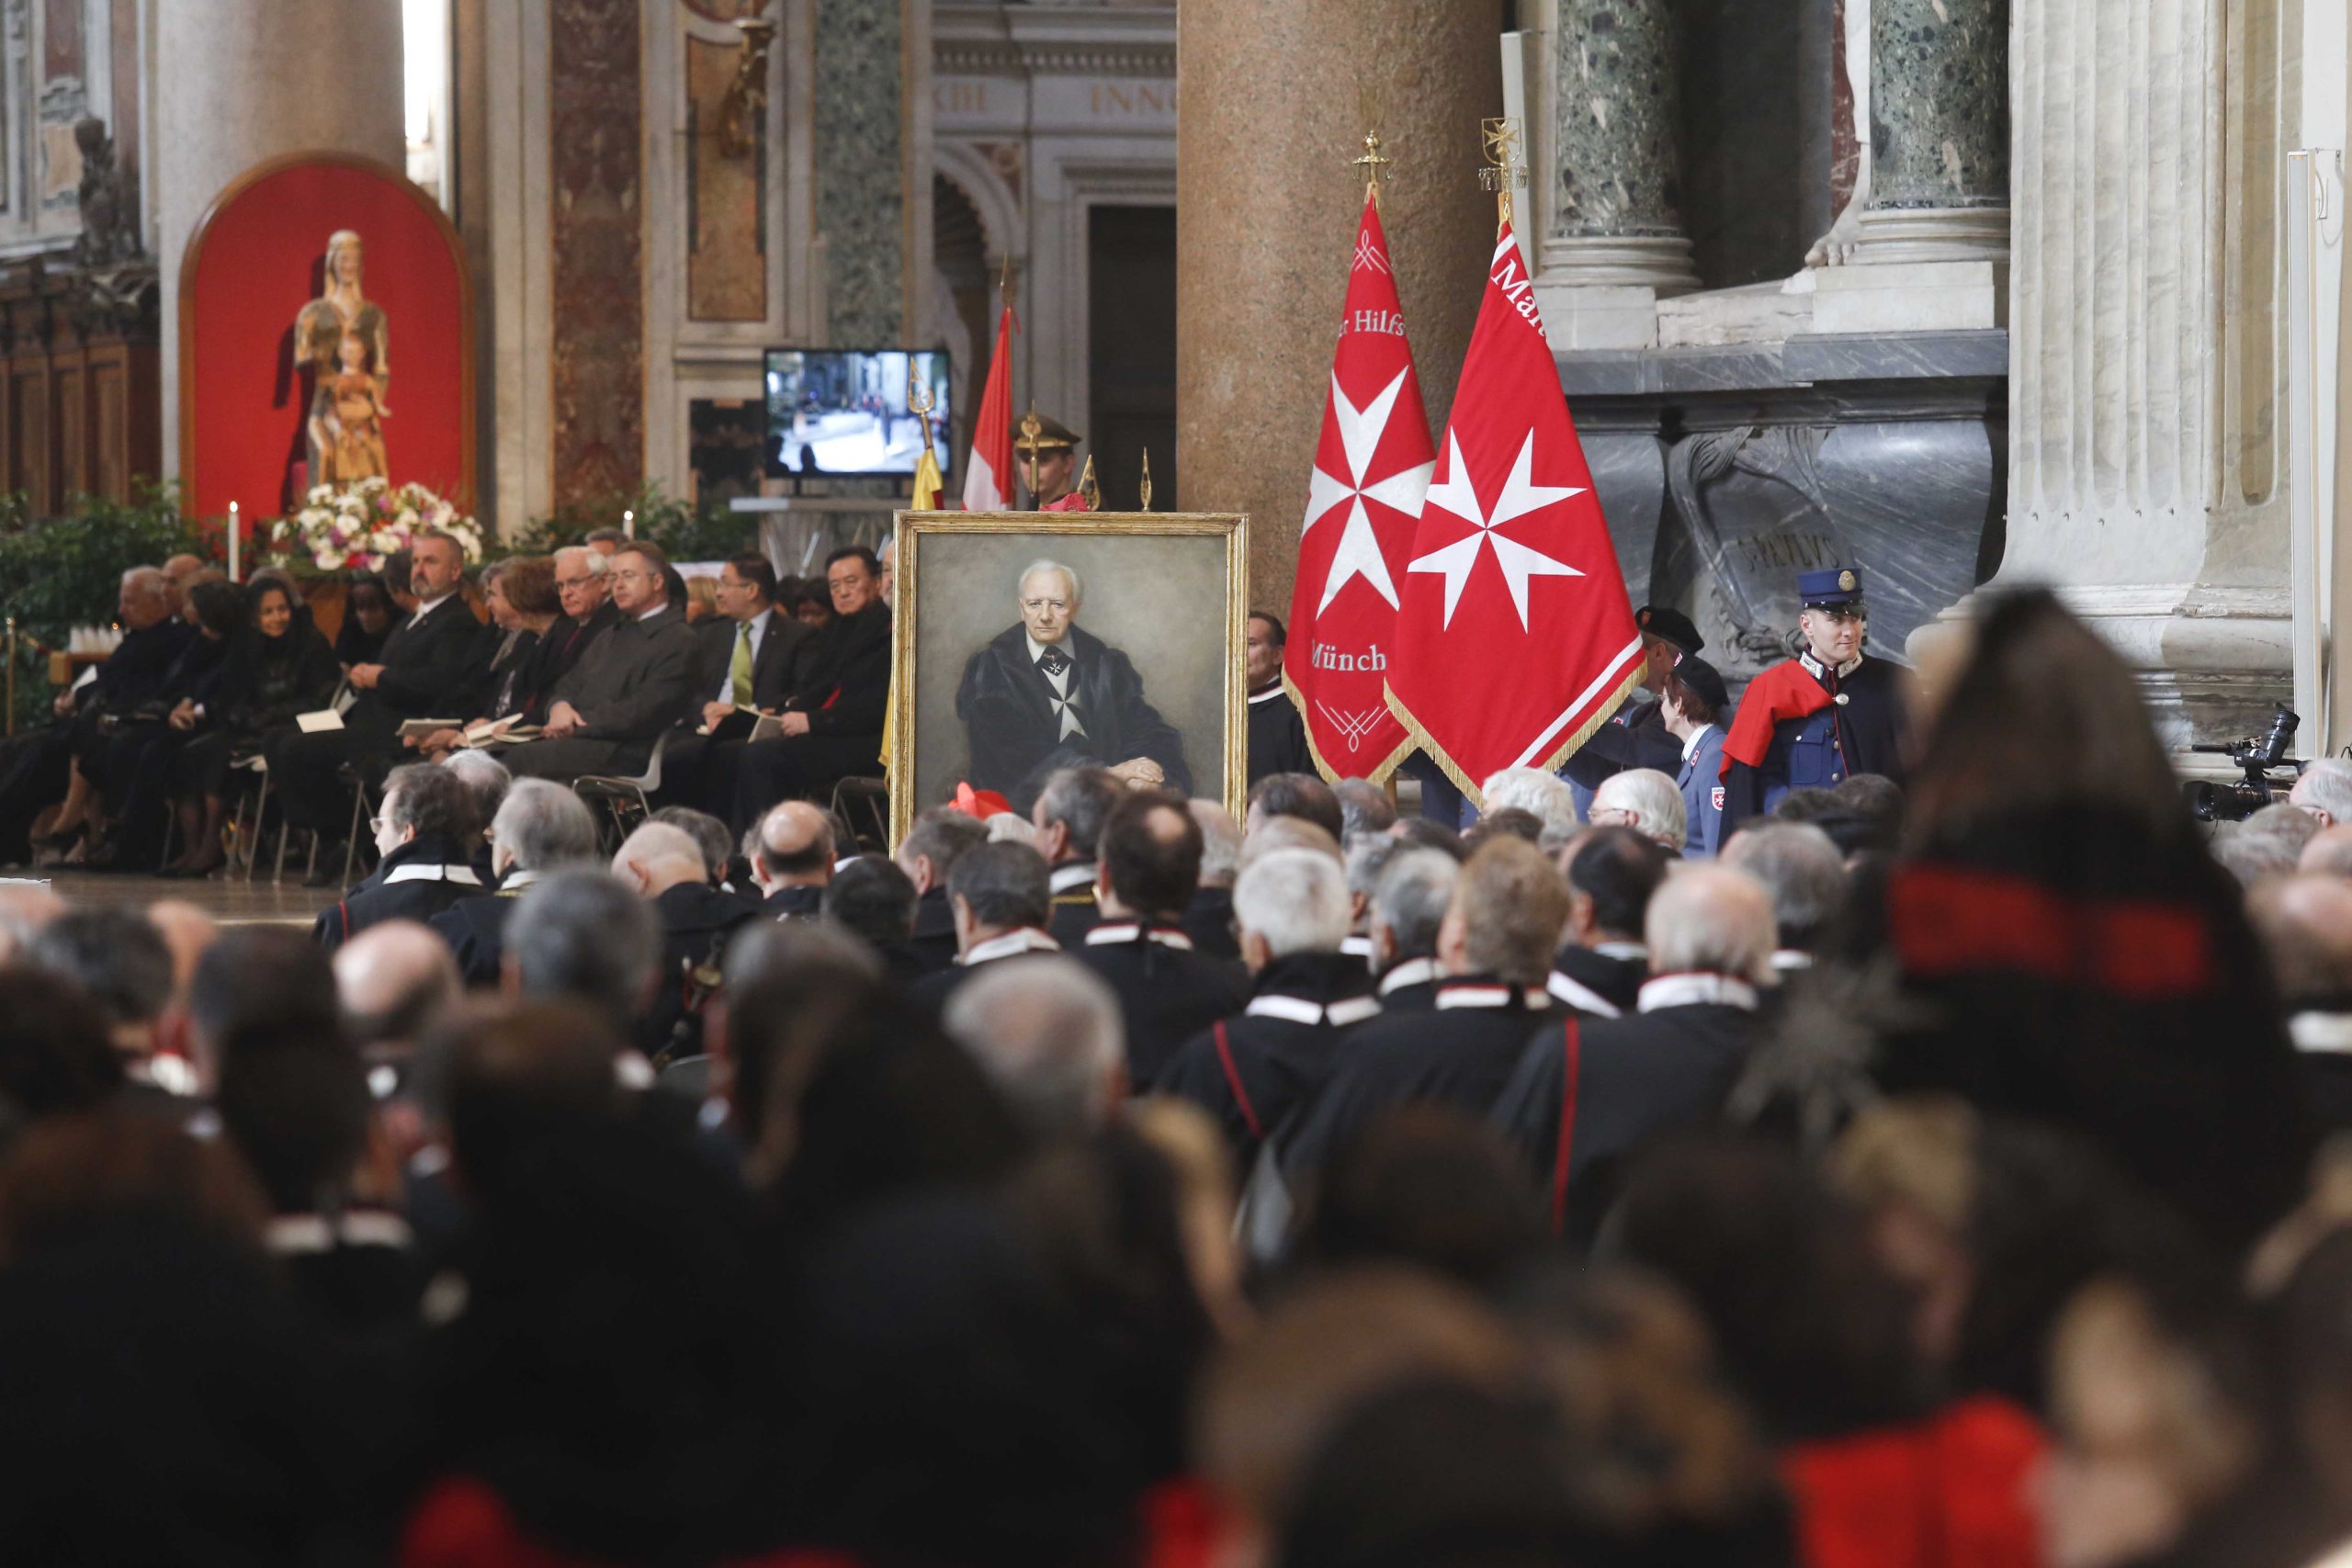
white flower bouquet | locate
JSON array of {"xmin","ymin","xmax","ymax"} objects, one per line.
[{"xmin": 268, "ymin": 477, "xmax": 484, "ymax": 574}]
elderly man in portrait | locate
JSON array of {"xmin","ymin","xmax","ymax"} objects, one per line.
[{"xmin": 955, "ymin": 558, "xmax": 1191, "ymax": 815}]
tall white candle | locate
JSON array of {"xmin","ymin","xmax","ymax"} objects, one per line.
[
  {"xmin": 622, "ymin": 508, "xmax": 636, "ymax": 540},
  {"xmin": 227, "ymin": 501, "xmax": 240, "ymax": 582}
]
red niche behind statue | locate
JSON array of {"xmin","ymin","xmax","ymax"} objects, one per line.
[{"xmin": 179, "ymin": 152, "xmax": 474, "ymax": 525}]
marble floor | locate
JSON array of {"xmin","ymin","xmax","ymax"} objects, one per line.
[{"xmin": 24, "ymin": 870, "xmax": 345, "ymax": 925}]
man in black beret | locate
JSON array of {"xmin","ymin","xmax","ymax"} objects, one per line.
[{"xmin": 1561, "ymin": 604, "xmax": 1704, "ymax": 814}]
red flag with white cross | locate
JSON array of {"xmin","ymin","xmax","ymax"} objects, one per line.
[
  {"xmin": 1384, "ymin": 219, "xmax": 1643, "ymax": 805},
  {"xmin": 1282, "ymin": 189, "xmax": 1435, "ymax": 783}
]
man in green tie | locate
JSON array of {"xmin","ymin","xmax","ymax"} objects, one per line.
[{"xmin": 654, "ymin": 552, "xmax": 810, "ymax": 815}]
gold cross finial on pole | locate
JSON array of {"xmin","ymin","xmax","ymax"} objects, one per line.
[
  {"xmin": 1138, "ymin": 448, "xmax": 1154, "ymax": 511},
  {"xmin": 1479, "ymin": 118, "xmax": 1526, "ymax": 228},
  {"xmin": 906, "ymin": 358, "xmax": 934, "ymax": 419},
  {"xmin": 1353, "ymin": 130, "xmax": 1392, "ymax": 212},
  {"xmin": 1077, "ymin": 454, "xmax": 1100, "ymax": 511}
]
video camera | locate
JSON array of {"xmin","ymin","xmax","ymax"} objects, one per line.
[{"xmin": 2183, "ymin": 703, "xmax": 2303, "ymax": 823}]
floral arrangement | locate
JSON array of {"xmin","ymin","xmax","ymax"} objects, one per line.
[{"xmin": 270, "ymin": 478, "xmax": 485, "ymax": 573}]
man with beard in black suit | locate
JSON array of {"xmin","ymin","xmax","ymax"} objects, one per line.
[{"xmin": 954, "ymin": 558, "xmax": 1190, "ymax": 816}]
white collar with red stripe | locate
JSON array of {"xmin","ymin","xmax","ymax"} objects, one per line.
[
  {"xmin": 385, "ymin": 863, "xmax": 482, "ymax": 887},
  {"xmin": 963, "ymin": 927, "xmax": 1062, "ymax": 965},
  {"xmin": 1377, "ymin": 957, "xmax": 1439, "ymax": 997},
  {"xmin": 1049, "ymin": 862, "xmax": 1098, "ymax": 896},
  {"xmin": 1637, "ymin": 973, "xmax": 1759, "ymax": 1013},
  {"xmin": 1545, "ymin": 971, "xmax": 1622, "ymax": 1018},
  {"xmin": 1246, "ymin": 993, "xmax": 1381, "ymax": 1027},
  {"xmin": 1085, "ymin": 921, "xmax": 1193, "ymax": 951},
  {"xmin": 1434, "ymin": 982, "xmax": 1550, "ymax": 1012}
]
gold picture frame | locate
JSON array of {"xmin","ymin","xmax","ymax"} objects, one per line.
[{"xmin": 888, "ymin": 510, "xmax": 1251, "ymax": 846}]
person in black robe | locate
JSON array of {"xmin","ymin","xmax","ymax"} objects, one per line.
[
  {"xmin": 1718, "ymin": 567, "xmax": 1910, "ymax": 835},
  {"xmin": 428, "ymin": 777, "xmax": 604, "ymax": 987},
  {"xmin": 1069, "ymin": 794, "xmax": 1250, "ymax": 1087},
  {"xmin": 954, "ymin": 559, "xmax": 1190, "ymax": 816},
  {"xmin": 334, "ymin": 572, "xmax": 398, "ymax": 666},
  {"xmin": 1244, "ymin": 612, "xmax": 1313, "ymax": 784},
  {"xmin": 163, "ymin": 574, "xmax": 340, "ymax": 876},
  {"xmin": 82, "ymin": 579, "xmax": 244, "ymax": 869},
  {"xmin": 895, "ymin": 808, "xmax": 990, "ymax": 976},
  {"xmin": 613, "ymin": 821, "xmax": 760, "ymax": 1065},
  {"xmin": 1545, "ymin": 826, "xmax": 1668, "ymax": 1017},
  {"xmin": 1277, "ymin": 838, "xmax": 1569, "ymax": 1183},
  {"xmin": 727, "ymin": 547, "xmax": 892, "ymax": 832},
  {"xmin": 745, "ymin": 799, "xmax": 833, "ymax": 921},
  {"xmin": 313, "ymin": 763, "xmax": 485, "ymax": 950}
]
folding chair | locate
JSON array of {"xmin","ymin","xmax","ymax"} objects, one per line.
[
  {"xmin": 831, "ymin": 774, "xmax": 890, "ymax": 852},
  {"xmin": 572, "ymin": 732, "xmax": 671, "ymax": 853}
]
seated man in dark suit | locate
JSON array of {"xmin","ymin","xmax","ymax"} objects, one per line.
[
  {"xmin": 1072, "ymin": 791, "xmax": 1250, "ymax": 1087},
  {"xmin": 505, "ymin": 540, "xmax": 699, "ymax": 784},
  {"xmin": 729, "ymin": 546, "xmax": 892, "ymax": 832},
  {"xmin": 894, "ymin": 807, "xmax": 990, "ymax": 975},
  {"xmin": 658, "ymin": 552, "xmax": 808, "ymax": 813},
  {"xmin": 428, "ymin": 780, "xmax": 604, "ymax": 986},
  {"xmin": 314, "ymin": 763, "xmax": 483, "ymax": 950},
  {"xmin": 955, "ymin": 558, "xmax": 1190, "ymax": 815},
  {"xmin": 264, "ymin": 531, "xmax": 492, "ymax": 878}
]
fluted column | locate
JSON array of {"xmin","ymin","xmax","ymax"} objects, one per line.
[
  {"xmin": 1852, "ymin": 0, "xmax": 2009, "ymax": 262},
  {"xmin": 153, "ymin": 0, "xmax": 405, "ymax": 478},
  {"xmin": 1545, "ymin": 0, "xmax": 1701, "ymax": 292},
  {"xmin": 1177, "ymin": 0, "xmax": 1502, "ymax": 610}
]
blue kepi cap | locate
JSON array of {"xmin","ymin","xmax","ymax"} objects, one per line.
[{"xmin": 1798, "ymin": 566, "xmax": 1864, "ymax": 610}]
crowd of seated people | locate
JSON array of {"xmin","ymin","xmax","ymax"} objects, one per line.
[
  {"xmin": 0, "ymin": 537, "xmax": 897, "ymax": 882},
  {"xmin": 8, "ymin": 586, "xmax": 2352, "ymax": 1568}
]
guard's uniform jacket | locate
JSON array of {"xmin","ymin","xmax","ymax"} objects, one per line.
[
  {"xmin": 1153, "ymin": 951, "xmax": 1380, "ymax": 1168},
  {"xmin": 1719, "ymin": 651, "xmax": 1906, "ymax": 832},
  {"xmin": 314, "ymin": 833, "xmax": 483, "ymax": 951},
  {"xmin": 1279, "ymin": 975, "xmax": 1555, "ymax": 1180},
  {"xmin": 1490, "ymin": 973, "xmax": 1764, "ymax": 1246},
  {"xmin": 1046, "ymin": 860, "xmax": 1102, "ymax": 946},
  {"xmin": 1073, "ymin": 919, "xmax": 1251, "ymax": 1087}
]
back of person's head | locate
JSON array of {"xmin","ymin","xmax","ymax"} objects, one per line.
[
  {"xmin": 440, "ymin": 749, "xmax": 513, "ymax": 836},
  {"xmin": 1234, "ymin": 848, "xmax": 1351, "ymax": 960},
  {"xmin": 1770, "ymin": 786, "xmax": 1845, "ymax": 826},
  {"xmin": 1478, "ymin": 768, "xmax": 1579, "ymax": 848},
  {"xmin": 185, "ymin": 578, "xmax": 245, "ymax": 638},
  {"xmin": 753, "ymin": 799, "xmax": 835, "ymax": 886},
  {"xmin": 1250, "ymin": 772, "xmax": 1346, "ymax": 841},
  {"xmin": 2246, "ymin": 801, "xmax": 2324, "ymax": 856},
  {"xmin": 942, "ymin": 955, "xmax": 1125, "ymax": 1141},
  {"xmin": 0, "ymin": 883, "xmax": 63, "ymax": 963},
  {"xmin": 1462, "ymin": 807, "xmax": 1544, "ymax": 851},
  {"xmin": 2297, "ymin": 759, "xmax": 2352, "ymax": 826},
  {"xmin": 507, "ymin": 869, "xmax": 662, "ymax": 1017},
  {"xmin": 25, "ymin": 908, "xmax": 172, "ymax": 1034},
  {"xmin": 1100, "ymin": 790, "xmax": 1203, "ymax": 919},
  {"xmin": 2214, "ymin": 824, "xmax": 2302, "ymax": 889},
  {"xmin": 1243, "ymin": 814, "xmax": 1343, "ymax": 869},
  {"xmin": 0, "ymin": 970, "xmax": 123, "ymax": 1132},
  {"xmin": 333, "ymin": 920, "xmax": 457, "ymax": 1054},
  {"xmin": 1721, "ymin": 821, "xmax": 1846, "ymax": 953},
  {"xmin": 2303, "ymin": 825, "xmax": 2352, "ymax": 879},
  {"xmin": 417, "ymin": 998, "xmax": 627, "ymax": 1199},
  {"xmin": 216, "ymin": 1040, "xmax": 371, "ymax": 1215},
  {"xmin": 2248, "ymin": 874, "xmax": 2352, "ymax": 1010},
  {"xmin": 1334, "ymin": 778, "xmax": 1396, "ymax": 840},
  {"xmin": 1611, "ymin": 1134, "xmax": 1931, "ymax": 1441},
  {"xmin": 613, "ymin": 820, "xmax": 707, "ymax": 895},
  {"xmin": 1834, "ymin": 773, "xmax": 1905, "ymax": 832},
  {"xmin": 1194, "ymin": 1268, "xmax": 1523, "ymax": 1534},
  {"xmin": 824, "ymin": 856, "xmax": 918, "ymax": 946},
  {"xmin": 382, "ymin": 760, "xmax": 472, "ymax": 843},
  {"xmin": 191, "ymin": 928, "xmax": 339, "ymax": 1061},
  {"xmin": 1591, "ymin": 767, "xmax": 1688, "ymax": 852},
  {"xmin": 1564, "ymin": 825, "xmax": 1668, "ymax": 943},
  {"xmin": 1445, "ymin": 838, "xmax": 1572, "ymax": 986},
  {"xmin": 1646, "ymin": 864, "xmax": 1776, "ymax": 984},
  {"xmin": 1374, "ymin": 849, "xmax": 1461, "ymax": 965},
  {"xmin": 1346, "ymin": 832, "xmax": 1408, "ymax": 915},
  {"xmin": 1035, "ymin": 766, "xmax": 1123, "ymax": 862},
  {"xmin": 1296, "ymin": 1107, "xmax": 1546, "ymax": 1294},
  {"xmin": 0, "ymin": 1107, "xmax": 268, "ymax": 1261},
  {"xmin": 491, "ymin": 779, "xmax": 600, "ymax": 873},
  {"xmin": 1191, "ymin": 799, "xmax": 1245, "ymax": 887},
  {"xmin": 1392, "ymin": 817, "xmax": 1470, "ymax": 860},
  {"xmin": 897, "ymin": 807, "xmax": 989, "ymax": 889},
  {"xmin": 650, "ymin": 806, "xmax": 737, "ymax": 885},
  {"xmin": 947, "ymin": 840, "xmax": 1052, "ymax": 932}
]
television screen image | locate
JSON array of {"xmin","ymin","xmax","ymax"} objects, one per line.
[{"xmin": 764, "ymin": 349, "xmax": 952, "ymax": 479}]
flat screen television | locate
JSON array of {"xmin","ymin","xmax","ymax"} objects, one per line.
[{"xmin": 763, "ymin": 349, "xmax": 951, "ymax": 480}]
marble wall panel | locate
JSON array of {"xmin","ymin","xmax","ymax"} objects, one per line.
[
  {"xmin": 814, "ymin": 0, "xmax": 905, "ymax": 346},
  {"xmin": 108, "ymin": 0, "xmax": 134, "ymax": 220},
  {"xmin": 550, "ymin": 0, "xmax": 645, "ymax": 505},
  {"xmin": 1553, "ymin": 0, "xmax": 1686, "ymax": 239},
  {"xmin": 1870, "ymin": 0, "xmax": 2007, "ymax": 207},
  {"xmin": 686, "ymin": 32, "xmax": 767, "ymax": 321}
]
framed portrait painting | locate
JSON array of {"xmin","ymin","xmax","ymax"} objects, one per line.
[{"xmin": 888, "ymin": 512, "xmax": 1250, "ymax": 844}]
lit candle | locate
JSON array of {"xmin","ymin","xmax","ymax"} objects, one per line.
[
  {"xmin": 227, "ymin": 501, "xmax": 240, "ymax": 582},
  {"xmin": 622, "ymin": 508, "xmax": 636, "ymax": 540}
]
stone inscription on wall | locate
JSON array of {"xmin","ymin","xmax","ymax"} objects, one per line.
[{"xmin": 551, "ymin": 0, "xmax": 646, "ymax": 505}]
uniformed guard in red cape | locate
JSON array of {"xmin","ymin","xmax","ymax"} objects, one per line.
[{"xmin": 1717, "ymin": 566, "xmax": 1909, "ymax": 831}]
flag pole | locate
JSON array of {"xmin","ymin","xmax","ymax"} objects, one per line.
[
  {"xmin": 1352, "ymin": 129, "xmax": 1391, "ymax": 216},
  {"xmin": 1479, "ymin": 117, "xmax": 1525, "ymax": 231}
]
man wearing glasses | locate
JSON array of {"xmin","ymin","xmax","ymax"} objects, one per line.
[
  {"xmin": 954, "ymin": 558, "xmax": 1191, "ymax": 815},
  {"xmin": 506, "ymin": 540, "xmax": 699, "ymax": 784},
  {"xmin": 726, "ymin": 545, "xmax": 895, "ymax": 831}
]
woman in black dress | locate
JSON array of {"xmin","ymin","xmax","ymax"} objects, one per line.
[{"xmin": 162, "ymin": 575, "xmax": 339, "ymax": 876}]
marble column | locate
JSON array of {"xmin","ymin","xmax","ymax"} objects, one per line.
[
  {"xmin": 1546, "ymin": 0, "xmax": 1701, "ymax": 292},
  {"xmin": 152, "ymin": 0, "xmax": 405, "ymax": 478},
  {"xmin": 1854, "ymin": 0, "xmax": 2009, "ymax": 261},
  {"xmin": 1920, "ymin": 0, "xmax": 2293, "ymax": 750},
  {"xmin": 1177, "ymin": 0, "xmax": 1502, "ymax": 610}
]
